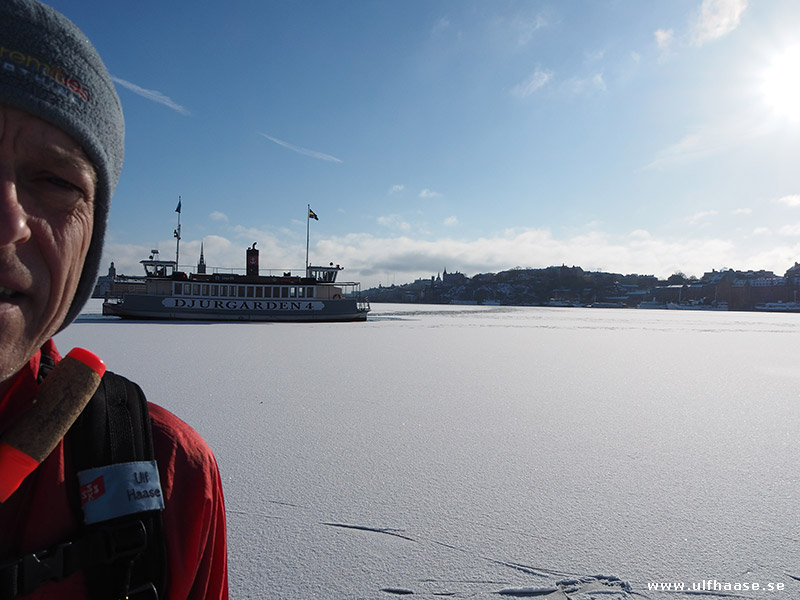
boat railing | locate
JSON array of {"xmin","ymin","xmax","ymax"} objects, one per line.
[
  {"xmin": 181, "ymin": 266, "xmax": 304, "ymax": 277},
  {"xmin": 330, "ymin": 282, "xmax": 365, "ymax": 296},
  {"xmin": 327, "ymin": 281, "xmax": 369, "ymax": 313}
]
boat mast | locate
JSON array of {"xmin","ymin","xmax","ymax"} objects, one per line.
[
  {"xmin": 174, "ymin": 196, "xmax": 182, "ymax": 269},
  {"xmin": 306, "ymin": 204, "xmax": 310, "ymax": 274},
  {"xmin": 306, "ymin": 205, "xmax": 319, "ymax": 276}
]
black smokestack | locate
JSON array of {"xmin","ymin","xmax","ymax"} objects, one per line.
[{"xmin": 246, "ymin": 242, "xmax": 259, "ymax": 277}]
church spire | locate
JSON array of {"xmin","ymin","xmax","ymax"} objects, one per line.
[{"xmin": 197, "ymin": 241, "xmax": 207, "ymax": 274}]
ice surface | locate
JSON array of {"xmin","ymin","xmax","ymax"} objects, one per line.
[{"xmin": 57, "ymin": 301, "xmax": 800, "ymax": 598}]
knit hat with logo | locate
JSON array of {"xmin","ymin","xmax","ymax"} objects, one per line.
[{"xmin": 0, "ymin": 0, "xmax": 124, "ymax": 330}]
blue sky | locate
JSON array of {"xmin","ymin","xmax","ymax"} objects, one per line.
[{"xmin": 51, "ymin": 0, "xmax": 800, "ymax": 287}]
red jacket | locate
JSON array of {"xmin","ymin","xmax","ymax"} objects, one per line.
[{"xmin": 0, "ymin": 340, "xmax": 229, "ymax": 599}]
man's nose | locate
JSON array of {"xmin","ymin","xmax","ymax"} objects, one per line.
[{"xmin": 0, "ymin": 180, "xmax": 32, "ymax": 246}]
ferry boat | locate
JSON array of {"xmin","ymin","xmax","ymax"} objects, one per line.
[{"xmin": 102, "ymin": 244, "xmax": 370, "ymax": 322}]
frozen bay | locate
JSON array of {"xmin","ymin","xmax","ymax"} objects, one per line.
[{"xmin": 57, "ymin": 301, "xmax": 800, "ymax": 599}]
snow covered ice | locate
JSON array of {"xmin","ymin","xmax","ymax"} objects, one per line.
[{"xmin": 58, "ymin": 301, "xmax": 800, "ymax": 598}]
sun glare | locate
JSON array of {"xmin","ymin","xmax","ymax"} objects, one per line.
[{"xmin": 762, "ymin": 46, "xmax": 800, "ymax": 121}]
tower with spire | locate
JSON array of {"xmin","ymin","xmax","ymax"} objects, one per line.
[{"xmin": 197, "ymin": 241, "xmax": 207, "ymax": 274}]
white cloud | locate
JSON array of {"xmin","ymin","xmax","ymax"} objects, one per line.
[
  {"xmin": 258, "ymin": 132, "xmax": 343, "ymax": 163},
  {"xmin": 561, "ymin": 72, "xmax": 607, "ymax": 96},
  {"xmin": 776, "ymin": 194, "xmax": 800, "ymax": 207},
  {"xmin": 210, "ymin": 211, "xmax": 228, "ymax": 222},
  {"xmin": 687, "ymin": 210, "xmax": 718, "ymax": 225},
  {"xmin": 511, "ymin": 14, "xmax": 550, "ymax": 47},
  {"xmin": 432, "ymin": 17, "xmax": 450, "ymax": 35},
  {"xmin": 511, "ymin": 66, "xmax": 553, "ymax": 98},
  {"xmin": 654, "ymin": 28, "xmax": 676, "ymax": 63},
  {"xmin": 419, "ymin": 189, "xmax": 442, "ymax": 199},
  {"xmin": 585, "ymin": 49, "xmax": 605, "ymax": 64},
  {"xmin": 102, "ymin": 224, "xmax": 800, "ymax": 291},
  {"xmin": 778, "ymin": 223, "xmax": 800, "ymax": 237},
  {"xmin": 647, "ymin": 133, "xmax": 706, "ymax": 169},
  {"xmin": 491, "ymin": 12, "xmax": 551, "ymax": 50},
  {"xmin": 444, "ymin": 216, "xmax": 459, "ymax": 227},
  {"xmin": 377, "ymin": 215, "xmax": 411, "ymax": 232},
  {"xmin": 731, "ymin": 208, "xmax": 752, "ymax": 215},
  {"xmin": 390, "ymin": 184, "xmax": 405, "ymax": 194},
  {"xmin": 654, "ymin": 28, "xmax": 674, "ymax": 51},
  {"xmin": 643, "ymin": 119, "xmax": 765, "ymax": 170},
  {"xmin": 111, "ymin": 76, "xmax": 190, "ymax": 116},
  {"xmin": 691, "ymin": 0, "xmax": 748, "ymax": 46},
  {"xmin": 314, "ymin": 228, "xmax": 748, "ymax": 287}
]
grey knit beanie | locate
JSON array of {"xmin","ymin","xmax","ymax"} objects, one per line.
[{"xmin": 0, "ymin": 0, "xmax": 124, "ymax": 330}]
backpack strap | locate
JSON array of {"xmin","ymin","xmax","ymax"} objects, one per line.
[
  {"xmin": 0, "ymin": 520, "xmax": 151, "ymax": 599},
  {"xmin": 0, "ymin": 370, "xmax": 168, "ymax": 600},
  {"xmin": 70, "ymin": 372, "xmax": 168, "ymax": 600}
]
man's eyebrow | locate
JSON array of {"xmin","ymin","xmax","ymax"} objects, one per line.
[{"xmin": 39, "ymin": 143, "xmax": 98, "ymax": 184}]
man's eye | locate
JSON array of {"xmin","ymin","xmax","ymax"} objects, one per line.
[
  {"xmin": 45, "ymin": 176, "xmax": 82, "ymax": 193},
  {"xmin": 24, "ymin": 173, "xmax": 92, "ymax": 213}
]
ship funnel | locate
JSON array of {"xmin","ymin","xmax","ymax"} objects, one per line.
[{"xmin": 246, "ymin": 243, "xmax": 259, "ymax": 277}]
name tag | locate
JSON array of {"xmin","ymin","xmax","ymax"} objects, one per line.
[{"xmin": 78, "ymin": 460, "xmax": 164, "ymax": 525}]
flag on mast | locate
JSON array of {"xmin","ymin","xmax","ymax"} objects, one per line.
[
  {"xmin": 308, "ymin": 208, "xmax": 319, "ymax": 221},
  {"xmin": 175, "ymin": 199, "xmax": 182, "ymax": 213}
]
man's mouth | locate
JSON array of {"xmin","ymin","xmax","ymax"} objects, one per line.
[{"xmin": 0, "ymin": 286, "xmax": 22, "ymax": 301}]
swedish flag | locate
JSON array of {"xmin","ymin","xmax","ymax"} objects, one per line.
[{"xmin": 308, "ymin": 208, "xmax": 319, "ymax": 221}]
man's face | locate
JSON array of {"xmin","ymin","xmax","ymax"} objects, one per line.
[{"xmin": 0, "ymin": 104, "xmax": 96, "ymax": 385}]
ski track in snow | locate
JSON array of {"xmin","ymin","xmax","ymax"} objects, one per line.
[
  {"xmin": 321, "ymin": 522, "xmax": 418, "ymax": 542},
  {"xmin": 377, "ymin": 574, "xmax": 637, "ymax": 598},
  {"xmin": 234, "ymin": 501, "xmax": 776, "ymax": 599},
  {"xmin": 235, "ymin": 501, "xmax": 641, "ymax": 598}
]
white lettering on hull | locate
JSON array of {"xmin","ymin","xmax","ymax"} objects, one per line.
[{"xmin": 162, "ymin": 298, "xmax": 326, "ymax": 311}]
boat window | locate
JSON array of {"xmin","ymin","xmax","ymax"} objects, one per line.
[
  {"xmin": 306, "ymin": 287, "xmax": 314, "ymax": 298},
  {"xmin": 289, "ymin": 287, "xmax": 296, "ymax": 298},
  {"xmin": 219, "ymin": 285, "xmax": 226, "ymax": 296},
  {"xmin": 255, "ymin": 287, "xmax": 263, "ymax": 298},
  {"xmin": 173, "ymin": 283, "xmax": 182, "ymax": 295},
  {"xmin": 211, "ymin": 285, "xmax": 218, "ymax": 296},
  {"xmin": 238, "ymin": 286, "xmax": 246, "ymax": 298},
  {"xmin": 202, "ymin": 285, "xmax": 209, "ymax": 296},
  {"xmin": 281, "ymin": 287, "xmax": 289, "ymax": 299},
  {"xmin": 247, "ymin": 286, "xmax": 254, "ymax": 298},
  {"xmin": 193, "ymin": 284, "xmax": 200, "ymax": 296}
]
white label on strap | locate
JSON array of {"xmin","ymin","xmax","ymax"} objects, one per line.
[{"xmin": 77, "ymin": 460, "xmax": 164, "ymax": 525}]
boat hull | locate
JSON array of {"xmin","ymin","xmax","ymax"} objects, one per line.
[{"xmin": 103, "ymin": 294, "xmax": 369, "ymax": 322}]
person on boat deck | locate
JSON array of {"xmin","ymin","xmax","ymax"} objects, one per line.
[{"xmin": 0, "ymin": 1, "xmax": 228, "ymax": 598}]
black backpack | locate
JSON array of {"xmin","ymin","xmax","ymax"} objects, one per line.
[{"xmin": 0, "ymin": 368, "xmax": 167, "ymax": 600}]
